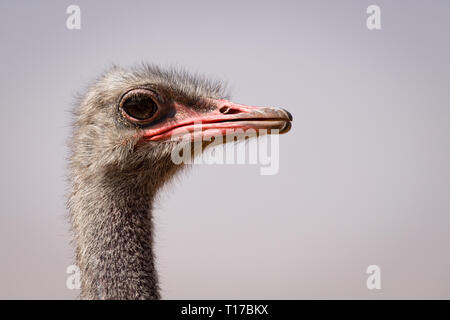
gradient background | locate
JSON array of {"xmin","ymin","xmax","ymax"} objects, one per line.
[{"xmin": 0, "ymin": 0, "xmax": 449, "ymax": 299}]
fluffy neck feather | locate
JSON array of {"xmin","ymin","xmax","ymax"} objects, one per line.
[{"xmin": 70, "ymin": 169, "xmax": 161, "ymax": 299}]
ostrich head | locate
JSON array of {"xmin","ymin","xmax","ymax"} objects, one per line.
[{"xmin": 69, "ymin": 65, "xmax": 292, "ymax": 299}]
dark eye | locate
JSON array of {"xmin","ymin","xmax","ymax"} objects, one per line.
[{"xmin": 120, "ymin": 89, "xmax": 158, "ymax": 122}]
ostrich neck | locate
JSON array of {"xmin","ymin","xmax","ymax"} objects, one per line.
[{"xmin": 71, "ymin": 170, "xmax": 160, "ymax": 300}]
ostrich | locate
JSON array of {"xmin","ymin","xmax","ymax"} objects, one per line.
[{"xmin": 68, "ymin": 64, "xmax": 292, "ymax": 299}]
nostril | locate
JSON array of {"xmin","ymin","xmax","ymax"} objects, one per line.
[{"xmin": 219, "ymin": 106, "xmax": 241, "ymax": 115}]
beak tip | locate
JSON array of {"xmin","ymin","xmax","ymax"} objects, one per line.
[
  {"xmin": 281, "ymin": 121, "xmax": 292, "ymax": 134},
  {"xmin": 282, "ymin": 108, "xmax": 293, "ymax": 121}
]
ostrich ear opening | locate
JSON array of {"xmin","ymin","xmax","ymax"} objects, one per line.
[{"xmin": 141, "ymin": 99, "xmax": 293, "ymax": 141}]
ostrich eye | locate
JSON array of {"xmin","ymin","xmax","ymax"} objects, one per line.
[{"xmin": 120, "ymin": 89, "xmax": 158, "ymax": 122}]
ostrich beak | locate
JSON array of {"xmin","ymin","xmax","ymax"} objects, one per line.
[{"xmin": 142, "ymin": 99, "xmax": 292, "ymax": 141}]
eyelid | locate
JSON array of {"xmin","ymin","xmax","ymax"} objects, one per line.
[
  {"xmin": 118, "ymin": 84, "xmax": 164, "ymax": 103},
  {"xmin": 119, "ymin": 87, "xmax": 158, "ymax": 103}
]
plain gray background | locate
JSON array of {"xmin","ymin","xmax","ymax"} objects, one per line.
[{"xmin": 0, "ymin": 0, "xmax": 449, "ymax": 299}]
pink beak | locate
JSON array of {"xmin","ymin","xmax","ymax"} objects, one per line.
[{"xmin": 142, "ymin": 99, "xmax": 292, "ymax": 141}]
